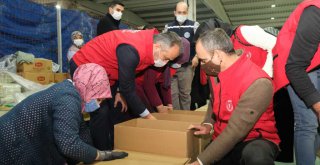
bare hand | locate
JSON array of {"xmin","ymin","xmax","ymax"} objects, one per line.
[
  {"xmin": 188, "ymin": 124, "xmax": 211, "ymax": 135},
  {"xmin": 191, "ymin": 56, "xmax": 199, "ymax": 68},
  {"xmin": 157, "ymin": 105, "xmax": 169, "ymax": 113},
  {"xmin": 312, "ymin": 102, "xmax": 320, "ymax": 119},
  {"xmin": 114, "ymin": 93, "xmax": 128, "ymax": 112},
  {"xmin": 167, "ymin": 104, "xmax": 173, "ymax": 111}
]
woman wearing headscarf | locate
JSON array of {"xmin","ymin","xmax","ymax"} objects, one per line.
[
  {"xmin": 67, "ymin": 31, "xmax": 84, "ymax": 62},
  {"xmin": 0, "ymin": 63, "xmax": 128, "ymax": 164}
]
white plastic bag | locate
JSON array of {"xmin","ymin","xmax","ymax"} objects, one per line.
[{"xmin": 0, "ymin": 54, "xmax": 17, "ymax": 73}]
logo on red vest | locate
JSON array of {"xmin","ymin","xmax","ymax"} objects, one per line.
[
  {"xmin": 226, "ymin": 100, "xmax": 234, "ymax": 112},
  {"xmin": 246, "ymin": 52, "xmax": 252, "ymax": 59}
]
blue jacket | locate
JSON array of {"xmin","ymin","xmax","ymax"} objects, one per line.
[{"xmin": 0, "ymin": 80, "xmax": 97, "ymax": 164}]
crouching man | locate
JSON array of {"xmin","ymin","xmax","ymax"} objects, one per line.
[{"xmin": 188, "ymin": 29, "xmax": 280, "ymax": 165}]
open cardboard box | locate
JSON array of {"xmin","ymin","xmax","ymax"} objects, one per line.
[
  {"xmin": 168, "ymin": 110, "xmax": 207, "ymax": 116},
  {"xmin": 152, "ymin": 113, "xmax": 211, "ymax": 153},
  {"xmin": 152, "ymin": 113, "xmax": 204, "ymax": 123},
  {"xmin": 114, "ymin": 119, "xmax": 199, "ymax": 161}
]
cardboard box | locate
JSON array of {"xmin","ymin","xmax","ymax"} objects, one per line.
[
  {"xmin": 153, "ymin": 113, "xmax": 204, "ymax": 123},
  {"xmin": 54, "ymin": 73, "xmax": 68, "ymax": 83},
  {"xmin": 114, "ymin": 119, "xmax": 199, "ymax": 160},
  {"xmin": 168, "ymin": 110, "xmax": 206, "ymax": 117},
  {"xmin": 19, "ymin": 72, "xmax": 54, "ymax": 85},
  {"xmin": 91, "ymin": 150, "xmax": 190, "ymax": 165},
  {"xmin": 17, "ymin": 58, "xmax": 52, "ymax": 73},
  {"xmin": 152, "ymin": 113, "xmax": 211, "ymax": 153}
]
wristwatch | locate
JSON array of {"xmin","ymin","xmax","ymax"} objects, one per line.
[{"xmin": 202, "ymin": 123, "xmax": 214, "ymax": 135}]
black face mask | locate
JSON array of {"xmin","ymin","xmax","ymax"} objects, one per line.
[{"xmin": 201, "ymin": 60, "xmax": 221, "ymax": 77}]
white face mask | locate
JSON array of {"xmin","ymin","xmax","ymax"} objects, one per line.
[
  {"xmin": 176, "ymin": 15, "xmax": 187, "ymax": 24},
  {"xmin": 154, "ymin": 59, "xmax": 168, "ymax": 68},
  {"xmin": 73, "ymin": 39, "xmax": 84, "ymax": 47},
  {"xmin": 111, "ymin": 10, "xmax": 122, "ymax": 20}
]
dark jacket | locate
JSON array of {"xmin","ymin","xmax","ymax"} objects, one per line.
[
  {"xmin": 164, "ymin": 19, "xmax": 199, "ymax": 61},
  {"xmin": 0, "ymin": 80, "xmax": 97, "ymax": 164},
  {"xmin": 96, "ymin": 13, "xmax": 120, "ymax": 36}
]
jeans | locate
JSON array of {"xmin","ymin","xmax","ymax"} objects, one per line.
[
  {"xmin": 287, "ymin": 69, "xmax": 320, "ymax": 165},
  {"xmin": 171, "ymin": 64, "xmax": 194, "ymax": 110}
]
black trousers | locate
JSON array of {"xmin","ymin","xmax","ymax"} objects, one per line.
[
  {"xmin": 69, "ymin": 59, "xmax": 134, "ymax": 150},
  {"xmin": 89, "ymin": 85, "xmax": 134, "ymax": 150},
  {"xmin": 214, "ymin": 138, "xmax": 279, "ymax": 165},
  {"xmin": 69, "ymin": 58, "xmax": 78, "ymax": 79}
]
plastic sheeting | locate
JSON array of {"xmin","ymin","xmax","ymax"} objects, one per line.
[{"xmin": 0, "ymin": 0, "xmax": 98, "ymax": 72}]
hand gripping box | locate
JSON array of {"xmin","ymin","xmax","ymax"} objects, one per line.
[{"xmin": 114, "ymin": 119, "xmax": 199, "ymax": 161}]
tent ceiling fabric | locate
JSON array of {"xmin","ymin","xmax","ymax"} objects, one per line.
[{"xmin": 86, "ymin": 0, "xmax": 302, "ymax": 30}]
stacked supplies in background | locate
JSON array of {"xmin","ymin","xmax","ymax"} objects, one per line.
[{"xmin": 16, "ymin": 51, "xmax": 69, "ymax": 84}]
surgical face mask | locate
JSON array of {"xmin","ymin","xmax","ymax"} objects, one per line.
[
  {"xmin": 176, "ymin": 15, "xmax": 187, "ymax": 24},
  {"xmin": 73, "ymin": 39, "xmax": 84, "ymax": 47},
  {"xmin": 84, "ymin": 99, "xmax": 100, "ymax": 113},
  {"xmin": 111, "ymin": 10, "xmax": 122, "ymax": 20},
  {"xmin": 201, "ymin": 59, "xmax": 221, "ymax": 77},
  {"xmin": 154, "ymin": 59, "xmax": 168, "ymax": 68},
  {"xmin": 171, "ymin": 63, "xmax": 181, "ymax": 69},
  {"xmin": 154, "ymin": 48, "xmax": 168, "ymax": 67}
]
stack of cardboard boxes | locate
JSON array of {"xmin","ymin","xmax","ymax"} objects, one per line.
[
  {"xmin": 17, "ymin": 58, "xmax": 68, "ymax": 84},
  {"xmin": 114, "ymin": 110, "xmax": 211, "ymax": 164}
]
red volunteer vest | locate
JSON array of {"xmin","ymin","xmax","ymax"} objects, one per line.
[
  {"xmin": 231, "ymin": 25, "xmax": 268, "ymax": 69},
  {"xmin": 210, "ymin": 55, "xmax": 280, "ymax": 145},
  {"xmin": 73, "ymin": 29, "xmax": 158, "ymax": 85},
  {"xmin": 273, "ymin": 0, "xmax": 320, "ymax": 91}
]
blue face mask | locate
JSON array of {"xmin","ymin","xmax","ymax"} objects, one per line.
[{"xmin": 84, "ymin": 99, "xmax": 100, "ymax": 113}]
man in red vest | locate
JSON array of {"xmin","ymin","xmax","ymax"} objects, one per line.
[
  {"xmin": 188, "ymin": 29, "xmax": 280, "ymax": 165},
  {"xmin": 69, "ymin": 29, "xmax": 182, "ymax": 150},
  {"xmin": 193, "ymin": 18, "xmax": 295, "ymax": 163},
  {"xmin": 273, "ymin": 0, "xmax": 320, "ymax": 164}
]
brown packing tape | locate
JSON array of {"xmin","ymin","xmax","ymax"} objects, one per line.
[{"xmin": 114, "ymin": 119, "xmax": 199, "ymax": 160}]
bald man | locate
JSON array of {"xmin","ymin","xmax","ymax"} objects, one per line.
[{"xmin": 163, "ymin": 1, "xmax": 200, "ymax": 110}]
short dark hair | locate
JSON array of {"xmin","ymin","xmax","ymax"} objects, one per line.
[
  {"xmin": 108, "ymin": 0, "xmax": 125, "ymax": 8},
  {"xmin": 194, "ymin": 17, "xmax": 233, "ymax": 42}
]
